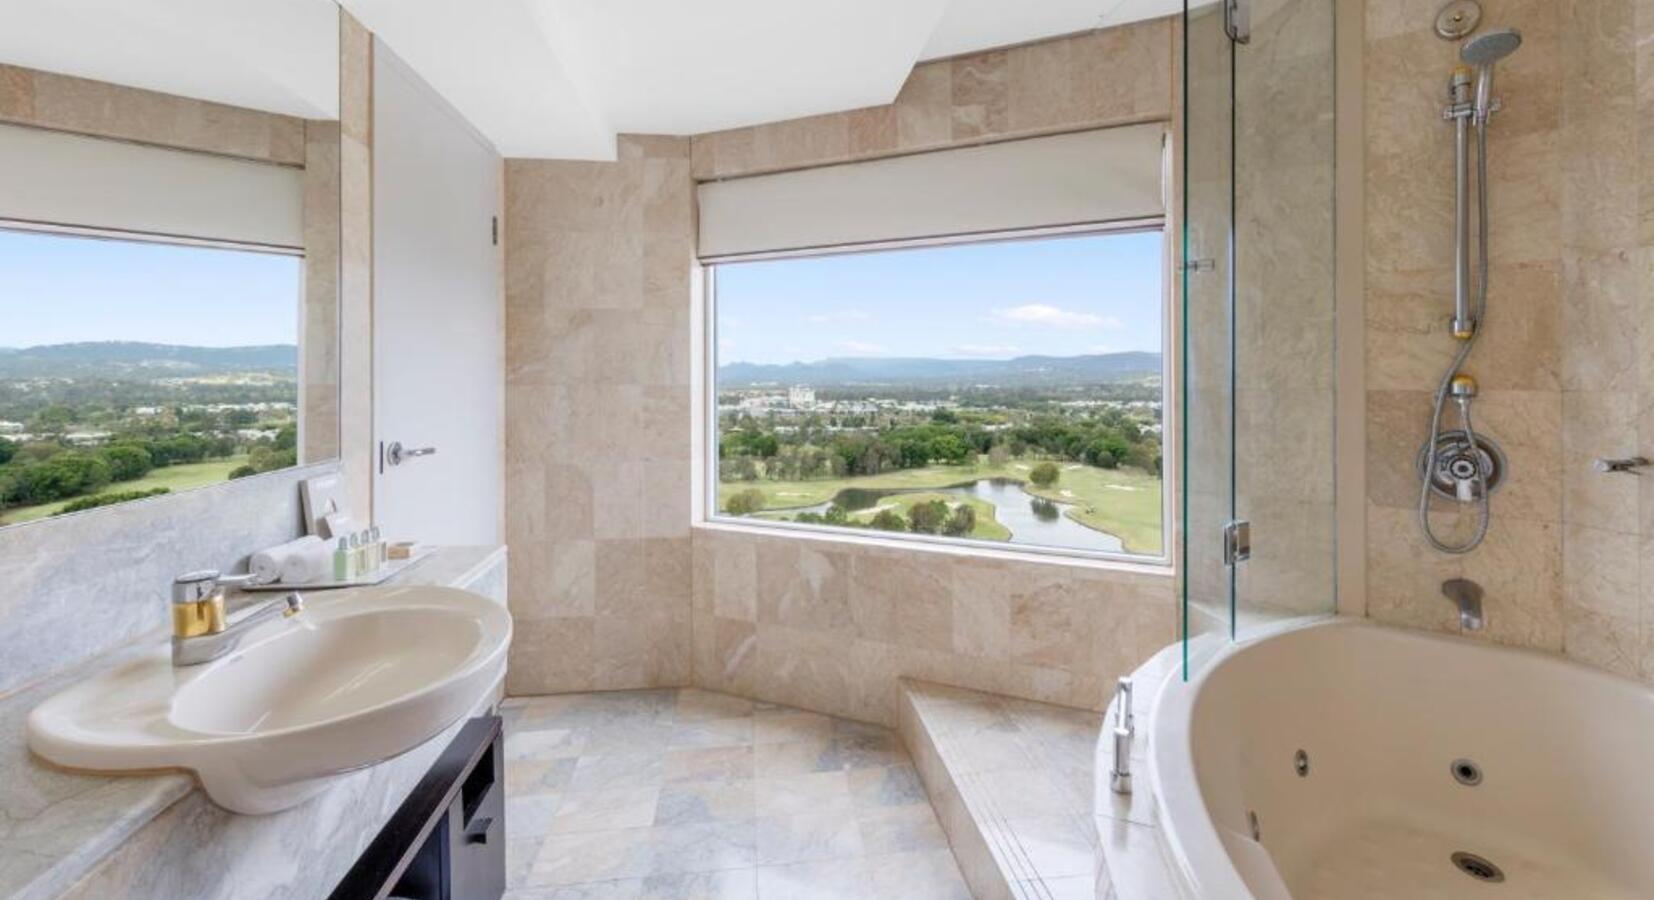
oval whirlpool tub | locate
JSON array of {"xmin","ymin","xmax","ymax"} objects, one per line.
[{"xmin": 1146, "ymin": 618, "xmax": 1654, "ymax": 899}]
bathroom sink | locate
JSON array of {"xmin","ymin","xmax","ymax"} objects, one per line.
[{"xmin": 27, "ymin": 585, "xmax": 511, "ymax": 814}]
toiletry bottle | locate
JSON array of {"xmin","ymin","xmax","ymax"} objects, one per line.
[
  {"xmin": 371, "ymin": 525, "xmax": 385, "ymax": 569},
  {"xmin": 347, "ymin": 533, "xmax": 361, "ymax": 580},
  {"xmin": 333, "ymin": 538, "xmax": 350, "ymax": 581}
]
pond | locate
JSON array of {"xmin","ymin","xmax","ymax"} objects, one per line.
[{"xmin": 794, "ymin": 477, "xmax": 1125, "ymax": 553}]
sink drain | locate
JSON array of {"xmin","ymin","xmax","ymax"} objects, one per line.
[{"xmin": 1451, "ymin": 851, "xmax": 1505, "ymax": 883}]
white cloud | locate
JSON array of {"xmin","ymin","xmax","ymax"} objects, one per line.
[
  {"xmin": 807, "ymin": 310, "xmax": 872, "ymax": 324},
  {"xmin": 989, "ymin": 304, "xmax": 1122, "ymax": 329},
  {"xmin": 837, "ymin": 340, "xmax": 887, "ymax": 355},
  {"xmin": 953, "ymin": 344, "xmax": 1022, "ymax": 358}
]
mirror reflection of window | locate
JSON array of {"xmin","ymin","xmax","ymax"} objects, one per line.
[{"xmin": 0, "ymin": 229, "xmax": 303, "ymax": 526}]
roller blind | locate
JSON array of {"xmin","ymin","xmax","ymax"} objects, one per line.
[
  {"xmin": 697, "ymin": 123, "xmax": 1166, "ymax": 259},
  {"xmin": 0, "ymin": 123, "xmax": 305, "ymax": 249}
]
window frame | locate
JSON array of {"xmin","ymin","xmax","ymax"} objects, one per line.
[{"xmin": 699, "ymin": 218, "xmax": 1175, "ymax": 568}]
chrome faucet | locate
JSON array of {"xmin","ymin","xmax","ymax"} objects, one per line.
[
  {"xmin": 1441, "ymin": 578, "xmax": 1484, "ymax": 632},
  {"xmin": 1109, "ymin": 677, "xmax": 1134, "ymax": 795},
  {"xmin": 171, "ymin": 569, "xmax": 303, "ymax": 666}
]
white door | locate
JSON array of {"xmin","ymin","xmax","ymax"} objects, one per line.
[{"xmin": 372, "ymin": 42, "xmax": 502, "ymax": 545}]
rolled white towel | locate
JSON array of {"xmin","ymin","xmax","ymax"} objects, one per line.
[
  {"xmin": 279, "ymin": 538, "xmax": 333, "ymax": 584},
  {"xmin": 250, "ymin": 536, "xmax": 326, "ymax": 584}
]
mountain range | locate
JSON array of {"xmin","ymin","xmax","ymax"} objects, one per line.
[
  {"xmin": 718, "ymin": 352, "xmax": 1161, "ymax": 387},
  {"xmin": 0, "ymin": 342, "xmax": 298, "ymax": 378}
]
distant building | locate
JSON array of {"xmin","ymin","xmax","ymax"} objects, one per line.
[
  {"xmin": 787, "ymin": 386, "xmax": 816, "ymax": 408},
  {"xmin": 0, "ymin": 420, "xmax": 23, "ymax": 434},
  {"xmin": 64, "ymin": 431, "xmax": 112, "ymax": 446}
]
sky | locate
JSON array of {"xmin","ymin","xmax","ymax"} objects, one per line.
[
  {"xmin": 715, "ymin": 230, "xmax": 1164, "ymax": 366},
  {"xmin": 0, "ymin": 229, "xmax": 302, "ymax": 348}
]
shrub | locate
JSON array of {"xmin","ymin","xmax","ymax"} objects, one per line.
[
  {"xmin": 1029, "ymin": 461, "xmax": 1060, "ymax": 488},
  {"xmin": 55, "ymin": 487, "xmax": 170, "ymax": 515},
  {"xmin": 869, "ymin": 509, "xmax": 907, "ymax": 532},
  {"xmin": 907, "ymin": 499, "xmax": 949, "ymax": 534},
  {"xmin": 942, "ymin": 504, "xmax": 977, "ymax": 537},
  {"xmin": 99, "ymin": 444, "xmax": 154, "ymax": 482},
  {"xmin": 725, "ymin": 487, "xmax": 767, "ymax": 515}
]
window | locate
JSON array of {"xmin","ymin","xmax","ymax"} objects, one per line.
[
  {"xmin": 708, "ymin": 227, "xmax": 1167, "ymax": 561},
  {"xmin": 0, "ymin": 227, "xmax": 304, "ymax": 527}
]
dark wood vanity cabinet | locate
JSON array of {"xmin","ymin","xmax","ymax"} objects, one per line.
[{"xmin": 330, "ymin": 715, "xmax": 505, "ymax": 900}]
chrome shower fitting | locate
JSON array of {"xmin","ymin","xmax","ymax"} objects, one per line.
[{"xmin": 1418, "ymin": 28, "xmax": 1521, "ymax": 555}]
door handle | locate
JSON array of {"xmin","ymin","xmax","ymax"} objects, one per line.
[{"xmin": 385, "ymin": 441, "xmax": 437, "ymax": 466}]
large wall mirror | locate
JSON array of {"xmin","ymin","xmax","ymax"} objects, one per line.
[{"xmin": 0, "ymin": 2, "xmax": 342, "ymax": 529}]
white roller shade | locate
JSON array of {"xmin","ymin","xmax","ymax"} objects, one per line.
[
  {"xmin": 697, "ymin": 123, "xmax": 1166, "ymax": 259},
  {"xmin": 0, "ymin": 124, "xmax": 304, "ymax": 249}
]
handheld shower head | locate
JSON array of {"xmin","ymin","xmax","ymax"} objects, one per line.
[{"xmin": 1460, "ymin": 28, "xmax": 1522, "ymax": 122}]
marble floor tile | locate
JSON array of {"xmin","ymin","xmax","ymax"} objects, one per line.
[
  {"xmin": 655, "ymin": 781, "xmax": 757, "ymax": 825},
  {"xmin": 550, "ymin": 787, "xmax": 661, "ymax": 834},
  {"xmin": 754, "ymin": 809, "xmax": 864, "ymax": 865},
  {"xmin": 752, "ymin": 770, "xmax": 852, "ymax": 818},
  {"xmin": 865, "ymin": 849, "xmax": 976, "ymax": 900},
  {"xmin": 848, "ymin": 762, "xmax": 928, "ymax": 809},
  {"xmin": 503, "ymin": 688, "xmax": 967, "ymax": 899},
  {"xmin": 751, "ymin": 710, "xmax": 834, "ymax": 744}
]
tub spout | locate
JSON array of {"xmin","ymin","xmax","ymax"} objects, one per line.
[
  {"xmin": 1109, "ymin": 677, "xmax": 1134, "ymax": 795},
  {"xmin": 1442, "ymin": 578, "xmax": 1484, "ymax": 632}
]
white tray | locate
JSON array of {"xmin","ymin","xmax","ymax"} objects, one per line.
[{"xmin": 242, "ymin": 550, "xmax": 433, "ymax": 591}]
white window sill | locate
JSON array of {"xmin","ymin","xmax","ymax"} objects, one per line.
[{"xmin": 692, "ymin": 516, "xmax": 1175, "ymax": 578}]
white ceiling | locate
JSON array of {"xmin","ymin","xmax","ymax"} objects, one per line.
[
  {"xmin": 922, "ymin": 0, "xmax": 1177, "ymax": 60},
  {"xmin": 0, "ymin": 0, "xmax": 340, "ymax": 120}
]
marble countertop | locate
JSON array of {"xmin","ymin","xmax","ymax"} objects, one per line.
[{"xmin": 0, "ymin": 545, "xmax": 507, "ymax": 900}]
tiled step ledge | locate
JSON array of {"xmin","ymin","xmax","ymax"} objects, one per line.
[{"xmin": 897, "ymin": 678, "xmax": 1108, "ymax": 900}]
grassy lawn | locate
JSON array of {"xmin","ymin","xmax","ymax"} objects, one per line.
[
  {"xmin": 0, "ymin": 455, "xmax": 249, "ymax": 526},
  {"xmin": 722, "ymin": 455, "xmax": 1162, "ymax": 555},
  {"xmin": 1015, "ymin": 462, "xmax": 1164, "ymax": 555}
]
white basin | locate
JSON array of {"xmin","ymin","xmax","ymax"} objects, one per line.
[{"xmin": 27, "ymin": 585, "xmax": 511, "ymax": 814}]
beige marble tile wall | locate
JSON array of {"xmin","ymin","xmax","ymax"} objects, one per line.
[
  {"xmin": 691, "ymin": 17, "xmax": 1174, "ymax": 180},
  {"xmin": 1364, "ymin": 0, "xmax": 1654, "ymax": 678},
  {"xmin": 0, "ymin": 64, "xmax": 306, "ymax": 164},
  {"xmin": 692, "ymin": 529, "xmax": 1174, "ymax": 726},
  {"xmin": 339, "ymin": 11, "xmax": 376, "ymax": 520},
  {"xmin": 302, "ymin": 120, "xmax": 342, "ymax": 464},
  {"xmin": 503, "ymin": 136, "xmax": 697, "ymax": 695},
  {"xmin": 1233, "ymin": 0, "xmax": 1338, "ymax": 619}
]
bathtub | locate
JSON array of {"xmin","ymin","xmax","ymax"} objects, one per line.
[{"xmin": 1145, "ymin": 617, "xmax": 1654, "ymax": 899}]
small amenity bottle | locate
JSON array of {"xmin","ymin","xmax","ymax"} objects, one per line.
[{"xmin": 333, "ymin": 538, "xmax": 351, "ymax": 581}]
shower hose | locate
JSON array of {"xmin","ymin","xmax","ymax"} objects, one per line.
[{"xmin": 1419, "ymin": 123, "xmax": 1490, "ymax": 554}]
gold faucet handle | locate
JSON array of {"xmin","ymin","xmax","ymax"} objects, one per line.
[{"xmin": 172, "ymin": 594, "xmax": 227, "ymax": 638}]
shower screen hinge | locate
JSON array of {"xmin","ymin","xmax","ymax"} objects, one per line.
[
  {"xmin": 1223, "ymin": 520, "xmax": 1251, "ymax": 566},
  {"xmin": 1224, "ymin": 0, "xmax": 1251, "ymax": 44},
  {"xmin": 1181, "ymin": 258, "xmax": 1215, "ymax": 273}
]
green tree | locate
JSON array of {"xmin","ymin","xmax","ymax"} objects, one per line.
[
  {"xmin": 869, "ymin": 509, "xmax": 907, "ymax": 532},
  {"xmin": 907, "ymin": 499, "xmax": 949, "ymax": 534},
  {"xmin": 1029, "ymin": 461, "xmax": 1060, "ymax": 488},
  {"xmin": 823, "ymin": 504, "xmax": 849, "ymax": 525},
  {"xmin": 0, "ymin": 438, "xmax": 14, "ymax": 466},
  {"xmin": 99, "ymin": 444, "xmax": 153, "ymax": 482},
  {"xmin": 942, "ymin": 504, "xmax": 977, "ymax": 537},
  {"xmin": 725, "ymin": 488, "xmax": 767, "ymax": 515}
]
